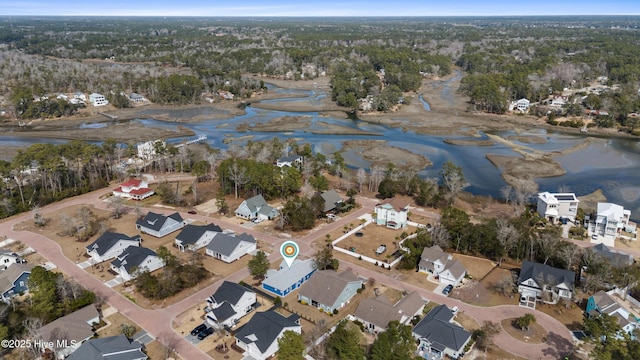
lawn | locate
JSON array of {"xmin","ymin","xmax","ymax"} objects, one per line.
[
  {"xmin": 450, "ymin": 266, "xmax": 517, "ymax": 307},
  {"xmin": 452, "ymin": 253, "xmax": 497, "ymax": 280},
  {"xmin": 501, "ymin": 317, "xmax": 548, "ymax": 344},
  {"xmin": 335, "ymin": 223, "xmax": 419, "ymax": 264}
]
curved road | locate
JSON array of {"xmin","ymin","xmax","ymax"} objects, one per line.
[{"xmin": 0, "ymin": 180, "xmax": 583, "ymax": 359}]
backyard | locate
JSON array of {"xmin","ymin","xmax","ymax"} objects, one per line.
[{"xmin": 335, "ymin": 223, "xmax": 420, "ymax": 265}]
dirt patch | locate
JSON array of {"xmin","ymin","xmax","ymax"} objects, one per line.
[
  {"xmin": 486, "ymin": 154, "xmax": 565, "ymax": 183},
  {"xmin": 455, "ymin": 311, "xmax": 480, "ymax": 331},
  {"xmin": 451, "ymin": 253, "xmax": 496, "ymax": 280},
  {"xmin": 237, "ymin": 116, "xmax": 312, "ymax": 132},
  {"xmin": 534, "ymin": 301, "xmax": 585, "ymax": 331},
  {"xmin": 577, "ymin": 189, "xmax": 607, "ymax": 213},
  {"xmin": 451, "ymin": 267, "xmax": 516, "ymax": 307},
  {"xmin": 501, "ymin": 317, "xmax": 548, "ymax": 344},
  {"xmin": 443, "ymin": 138, "xmax": 495, "ymax": 146},
  {"xmin": 341, "ymin": 140, "xmax": 432, "ymax": 169},
  {"xmin": 335, "ymin": 224, "xmax": 416, "ymax": 264},
  {"xmin": 97, "ymin": 312, "xmax": 140, "ymax": 338}
]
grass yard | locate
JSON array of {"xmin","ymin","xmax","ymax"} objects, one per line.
[
  {"xmin": 501, "ymin": 317, "xmax": 548, "ymax": 344},
  {"xmin": 533, "ymin": 301, "xmax": 585, "ymax": 331},
  {"xmin": 336, "ymin": 224, "xmax": 418, "ymax": 264},
  {"xmin": 451, "ymin": 266, "xmax": 516, "ymax": 307},
  {"xmin": 452, "ymin": 253, "xmax": 497, "ymax": 280},
  {"xmin": 97, "ymin": 312, "xmax": 140, "ymax": 338}
]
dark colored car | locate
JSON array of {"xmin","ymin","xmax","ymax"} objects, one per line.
[
  {"xmin": 188, "ymin": 210, "xmax": 197, "ymax": 214},
  {"xmin": 197, "ymin": 326, "xmax": 214, "ymax": 340},
  {"xmin": 442, "ymin": 284, "xmax": 453, "ymax": 296},
  {"xmin": 190, "ymin": 324, "xmax": 207, "ymax": 336}
]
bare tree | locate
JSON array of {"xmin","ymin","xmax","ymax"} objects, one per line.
[
  {"xmin": 368, "ymin": 165, "xmax": 384, "ymax": 192},
  {"xmin": 511, "ymin": 178, "xmax": 538, "ymax": 215},
  {"xmin": 500, "ymin": 185, "xmax": 513, "ymax": 205},
  {"xmin": 537, "ymin": 232, "xmax": 560, "ymax": 265},
  {"xmin": 430, "ymin": 223, "xmax": 451, "ymax": 248},
  {"xmin": 228, "ymin": 160, "xmax": 249, "ymax": 199},
  {"xmin": 558, "ymin": 241, "xmax": 580, "ymax": 270},
  {"xmin": 356, "ymin": 168, "xmax": 367, "ymax": 193},
  {"xmin": 496, "ymin": 219, "xmax": 519, "ymax": 265},
  {"xmin": 107, "ymin": 196, "xmax": 126, "ymax": 219},
  {"xmin": 440, "ymin": 161, "xmax": 468, "ymax": 203}
]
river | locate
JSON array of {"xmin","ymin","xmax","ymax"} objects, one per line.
[{"xmin": 2, "ymin": 82, "xmax": 640, "ymax": 220}]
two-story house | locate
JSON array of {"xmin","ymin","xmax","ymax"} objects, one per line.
[
  {"xmin": 205, "ymin": 281, "xmax": 256, "ymax": 328},
  {"xmin": 174, "ymin": 223, "xmax": 223, "ymax": 252},
  {"xmin": 374, "ymin": 197, "xmax": 409, "ymax": 230},
  {"xmin": 413, "ymin": 304, "xmax": 472, "ymax": 360},
  {"xmin": 536, "ymin": 192, "xmax": 580, "ymax": 224},
  {"xmin": 518, "ymin": 261, "xmax": 575, "ymax": 304},
  {"xmin": 0, "ymin": 250, "xmax": 26, "ymax": 270},
  {"xmin": 418, "ymin": 245, "xmax": 467, "ymax": 287},
  {"xmin": 586, "ymin": 289, "xmax": 640, "ymax": 340},
  {"xmin": 85, "ymin": 232, "xmax": 141, "ymax": 263},
  {"xmin": 276, "ymin": 155, "xmax": 303, "ymax": 168},
  {"xmin": 0, "ymin": 263, "xmax": 35, "ymax": 303},
  {"xmin": 235, "ymin": 194, "xmax": 279, "ymax": 221},
  {"xmin": 234, "ymin": 309, "xmax": 301, "ymax": 360},
  {"xmin": 109, "ymin": 246, "xmax": 164, "ymax": 281},
  {"xmin": 36, "ymin": 304, "xmax": 101, "ymax": 359},
  {"xmin": 591, "ymin": 202, "xmax": 632, "ymax": 244},
  {"xmin": 112, "ymin": 178, "xmax": 155, "ymax": 200}
]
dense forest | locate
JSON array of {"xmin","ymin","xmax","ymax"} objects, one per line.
[{"xmin": 1, "ymin": 16, "xmax": 640, "ymax": 128}]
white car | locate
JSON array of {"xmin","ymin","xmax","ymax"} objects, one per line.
[{"xmin": 327, "ymin": 214, "xmax": 338, "ymax": 220}]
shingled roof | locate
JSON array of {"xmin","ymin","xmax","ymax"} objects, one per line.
[{"xmin": 518, "ymin": 261, "xmax": 575, "ymax": 289}]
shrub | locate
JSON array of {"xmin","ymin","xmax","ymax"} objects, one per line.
[
  {"xmin": 333, "ymin": 309, "xmax": 339, "ymax": 315},
  {"xmin": 274, "ymin": 297, "xmax": 282, "ymax": 306}
]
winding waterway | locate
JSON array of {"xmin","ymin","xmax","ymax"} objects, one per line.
[{"xmin": 3, "ymin": 80, "xmax": 640, "ymax": 220}]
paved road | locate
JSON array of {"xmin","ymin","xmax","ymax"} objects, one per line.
[{"xmin": 0, "ymin": 181, "xmax": 585, "ymax": 360}]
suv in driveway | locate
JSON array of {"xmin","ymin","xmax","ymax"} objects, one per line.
[
  {"xmin": 190, "ymin": 323, "xmax": 207, "ymax": 336},
  {"xmin": 442, "ymin": 284, "xmax": 453, "ymax": 296},
  {"xmin": 197, "ymin": 326, "xmax": 214, "ymax": 340}
]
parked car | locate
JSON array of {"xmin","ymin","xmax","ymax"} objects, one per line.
[
  {"xmin": 252, "ymin": 218, "xmax": 264, "ymax": 224},
  {"xmin": 188, "ymin": 210, "xmax": 197, "ymax": 215},
  {"xmin": 327, "ymin": 214, "xmax": 338, "ymax": 220},
  {"xmin": 190, "ymin": 323, "xmax": 207, "ymax": 336},
  {"xmin": 451, "ymin": 306, "xmax": 459, "ymax": 315},
  {"xmin": 442, "ymin": 284, "xmax": 453, "ymax": 296},
  {"xmin": 197, "ymin": 326, "xmax": 214, "ymax": 340}
]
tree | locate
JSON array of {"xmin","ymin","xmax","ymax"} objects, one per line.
[
  {"xmin": 120, "ymin": 323, "xmax": 137, "ymax": 338},
  {"xmin": 277, "ymin": 330, "xmax": 305, "ymax": 360},
  {"xmin": 107, "ymin": 195, "xmax": 126, "ymax": 219},
  {"xmin": 314, "ymin": 247, "xmax": 338, "ymax": 270},
  {"xmin": 326, "ymin": 321, "xmax": 365, "ymax": 360},
  {"xmin": 369, "ymin": 321, "xmax": 417, "ymax": 360},
  {"xmin": 282, "ymin": 196, "xmax": 319, "ymax": 231},
  {"xmin": 248, "ymin": 250, "xmax": 270, "ymax": 280},
  {"xmin": 515, "ymin": 313, "xmax": 536, "ymax": 331},
  {"xmin": 472, "ymin": 321, "xmax": 500, "ymax": 352},
  {"xmin": 440, "ymin": 161, "xmax": 468, "ymax": 203}
]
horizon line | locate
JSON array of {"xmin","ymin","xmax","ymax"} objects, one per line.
[{"xmin": 2, "ymin": 14, "xmax": 640, "ymax": 18}]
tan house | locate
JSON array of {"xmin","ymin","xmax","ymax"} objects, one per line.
[
  {"xmin": 354, "ymin": 291, "xmax": 425, "ymax": 334},
  {"xmin": 36, "ymin": 305, "xmax": 101, "ymax": 359}
]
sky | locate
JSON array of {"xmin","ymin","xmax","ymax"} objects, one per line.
[{"xmin": 2, "ymin": 0, "xmax": 640, "ymax": 17}]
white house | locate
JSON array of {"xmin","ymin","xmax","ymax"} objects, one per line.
[
  {"xmin": 0, "ymin": 250, "xmax": 26, "ymax": 271},
  {"xmin": 518, "ymin": 261, "xmax": 575, "ymax": 304},
  {"xmin": 73, "ymin": 92, "xmax": 87, "ymax": 103},
  {"xmin": 374, "ymin": 197, "xmax": 409, "ymax": 230},
  {"xmin": 512, "ymin": 98, "xmax": 530, "ymax": 112},
  {"xmin": 354, "ymin": 292, "xmax": 425, "ymax": 334},
  {"xmin": 174, "ymin": 223, "xmax": 223, "ymax": 252},
  {"xmin": 112, "ymin": 178, "xmax": 155, "ymax": 200},
  {"xmin": 536, "ymin": 192, "xmax": 580, "ymax": 223},
  {"xmin": 204, "ymin": 232, "xmax": 256, "ymax": 263},
  {"xmin": 591, "ymin": 202, "xmax": 632, "ymax": 244},
  {"xmin": 36, "ymin": 305, "xmax": 101, "ymax": 359},
  {"xmin": 413, "ymin": 305, "xmax": 472, "ymax": 360},
  {"xmin": 129, "ymin": 93, "xmax": 145, "ymax": 103},
  {"xmin": 418, "ymin": 246, "xmax": 467, "ymax": 286},
  {"xmin": 89, "ymin": 93, "xmax": 109, "ymax": 106},
  {"xmin": 234, "ymin": 309, "xmax": 301, "ymax": 360},
  {"xmin": 205, "ymin": 281, "xmax": 256, "ymax": 328},
  {"xmin": 85, "ymin": 232, "xmax": 141, "ymax": 263},
  {"xmin": 276, "ymin": 155, "xmax": 303, "ymax": 168},
  {"xmin": 110, "ymin": 246, "xmax": 164, "ymax": 281},
  {"xmin": 234, "ymin": 194, "xmax": 279, "ymax": 221},
  {"xmin": 135, "ymin": 212, "xmax": 185, "ymax": 238},
  {"xmin": 137, "ymin": 140, "xmax": 166, "ymax": 160}
]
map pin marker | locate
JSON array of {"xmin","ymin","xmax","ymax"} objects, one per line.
[{"xmin": 280, "ymin": 241, "xmax": 299, "ymax": 269}]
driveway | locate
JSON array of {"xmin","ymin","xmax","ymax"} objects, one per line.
[{"xmin": 105, "ymin": 276, "xmax": 125, "ymax": 288}]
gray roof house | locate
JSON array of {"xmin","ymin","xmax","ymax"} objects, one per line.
[
  {"xmin": 298, "ymin": 269, "xmax": 362, "ymax": 313},
  {"xmin": 85, "ymin": 232, "xmax": 141, "ymax": 263},
  {"xmin": 174, "ymin": 223, "xmax": 222, "ymax": 252},
  {"xmin": 234, "ymin": 309, "xmax": 301, "ymax": 360},
  {"xmin": 66, "ymin": 335, "xmax": 147, "ymax": 360},
  {"xmin": 413, "ymin": 304, "xmax": 471, "ymax": 360},
  {"xmin": 354, "ymin": 291, "xmax": 425, "ymax": 334},
  {"xmin": 518, "ymin": 261, "xmax": 575, "ymax": 304},
  {"xmin": 205, "ymin": 232, "xmax": 257, "ymax": 263},
  {"xmin": 262, "ymin": 259, "xmax": 317, "ymax": 297},
  {"xmin": 591, "ymin": 243, "xmax": 634, "ymax": 268},
  {"xmin": 276, "ymin": 155, "xmax": 303, "ymax": 167},
  {"xmin": 110, "ymin": 246, "xmax": 164, "ymax": 281},
  {"xmin": 418, "ymin": 245, "xmax": 467, "ymax": 286},
  {"xmin": 205, "ymin": 281, "xmax": 256, "ymax": 328},
  {"xmin": 320, "ymin": 190, "xmax": 344, "ymax": 213},
  {"xmin": 0, "ymin": 263, "xmax": 35, "ymax": 303},
  {"xmin": 234, "ymin": 194, "xmax": 279, "ymax": 220},
  {"xmin": 37, "ymin": 304, "xmax": 100, "ymax": 359},
  {"xmin": 135, "ymin": 212, "xmax": 185, "ymax": 238}
]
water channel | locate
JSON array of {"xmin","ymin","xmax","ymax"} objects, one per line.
[{"xmin": 3, "ymin": 78, "xmax": 640, "ymax": 220}]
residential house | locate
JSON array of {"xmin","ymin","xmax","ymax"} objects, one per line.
[
  {"xmin": 548, "ymin": 95, "xmax": 567, "ymax": 107},
  {"xmin": 586, "ymin": 290, "xmax": 639, "ymax": 340},
  {"xmin": 518, "ymin": 261, "xmax": 575, "ymax": 304},
  {"xmin": 89, "ymin": 93, "xmax": 109, "ymax": 106},
  {"xmin": 57, "ymin": 93, "xmax": 69, "ymax": 101},
  {"xmin": 110, "ymin": 246, "xmax": 164, "ymax": 281},
  {"xmin": 262, "ymin": 259, "xmax": 317, "ymax": 297},
  {"xmin": 374, "ymin": 197, "xmax": 409, "ymax": 230},
  {"xmin": 591, "ymin": 243, "xmax": 634, "ymax": 268},
  {"xmin": 205, "ymin": 281, "xmax": 256, "ymax": 328},
  {"xmin": 354, "ymin": 291, "xmax": 425, "ymax": 334},
  {"xmin": 174, "ymin": 223, "xmax": 223, "ymax": 252},
  {"xmin": 234, "ymin": 194, "xmax": 279, "ymax": 221},
  {"xmin": 0, "ymin": 264, "xmax": 34, "ymax": 303},
  {"xmin": 66, "ymin": 335, "xmax": 147, "ymax": 360},
  {"xmin": 129, "ymin": 93, "xmax": 145, "ymax": 103},
  {"xmin": 276, "ymin": 155, "xmax": 303, "ymax": 168},
  {"xmin": 418, "ymin": 246, "xmax": 467, "ymax": 286},
  {"xmin": 112, "ymin": 178, "xmax": 155, "ymax": 200},
  {"xmin": 536, "ymin": 192, "xmax": 580, "ymax": 223},
  {"xmin": 135, "ymin": 212, "xmax": 185, "ymax": 238},
  {"xmin": 591, "ymin": 202, "xmax": 632, "ymax": 244},
  {"xmin": 73, "ymin": 92, "xmax": 87, "ymax": 104},
  {"xmin": 297, "ymin": 269, "xmax": 363, "ymax": 314},
  {"xmin": 0, "ymin": 250, "xmax": 26, "ymax": 270},
  {"xmin": 85, "ymin": 232, "xmax": 141, "ymax": 263},
  {"xmin": 234, "ymin": 309, "xmax": 301, "ymax": 360},
  {"xmin": 413, "ymin": 304, "xmax": 472, "ymax": 360},
  {"xmin": 512, "ymin": 98, "xmax": 530, "ymax": 112},
  {"xmin": 204, "ymin": 232, "xmax": 256, "ymax": 263},
  {"xmin": 137, "ymin": 140, "xmax": 166, "ymax": 160},
  {"xmin": 36, "ymin": 304, "xmax": 100, "ymax": 359},
  {"xmin": 320, "ymin": 189, "xmax": 344, "ymax": 213}
]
